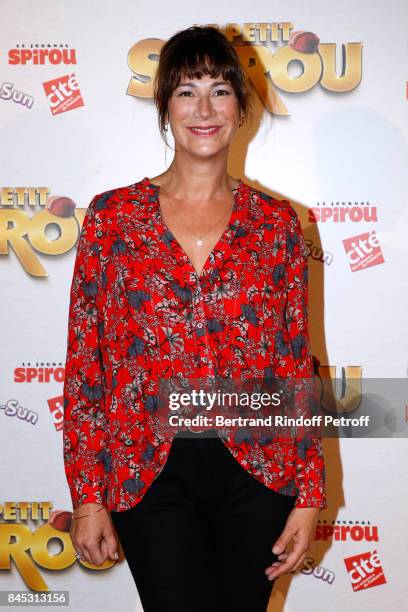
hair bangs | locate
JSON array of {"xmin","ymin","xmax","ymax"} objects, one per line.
[{"xmin": 169, "ymin": 45, "xmax": 240, "ymax": 90}]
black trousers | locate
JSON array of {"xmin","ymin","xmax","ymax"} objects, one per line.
[{"xmin": 110, "ymin": 430, "xmax": 296, "ymax": 612}]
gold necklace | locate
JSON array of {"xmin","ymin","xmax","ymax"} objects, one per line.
[{"xmin": 159, "ymin": 187, "xmax": 236, "ymax": 247}]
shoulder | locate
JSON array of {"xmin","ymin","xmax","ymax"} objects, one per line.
[
  {"xmin": 246, "ymin": 183, "xmax": 302, "ymax": 233},
  {"xmin": 86, "ymin": 177, "xmax": 152, "ymax": 220}
]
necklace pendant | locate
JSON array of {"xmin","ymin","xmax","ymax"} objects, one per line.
[{"xmin": 196, "ymin": 238, "xmax": 203, "ymax": 246}]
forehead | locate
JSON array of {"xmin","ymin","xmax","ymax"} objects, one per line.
[{"xmin": 175, "ymin": 73, "xmax": 232, "ymax": 86}]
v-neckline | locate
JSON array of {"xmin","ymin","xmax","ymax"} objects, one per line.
[{"xmin": 142, "ymin": 176, "xmax": 245, "ymax": 280}]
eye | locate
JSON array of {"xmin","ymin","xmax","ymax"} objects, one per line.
[
  {"xmin": 214, "ymin": 89, "xmax": 231, "ymax": 95},
  {"xmin": 177, "ymin": 91, "xmax": 193, "ymax": 97}
]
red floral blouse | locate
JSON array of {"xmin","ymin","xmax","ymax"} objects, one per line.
[{"xmin": 63, "ymin": 176, "xmax": 327, "ymax": 512}]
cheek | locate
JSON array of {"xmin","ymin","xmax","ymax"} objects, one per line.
[
  {"xmin": 168, "ymin": 98, "xmax": 193, "ymax": 117},
  {"xmin": 216, "ymin": 98, "xmax": 240, "ymax": 118}
]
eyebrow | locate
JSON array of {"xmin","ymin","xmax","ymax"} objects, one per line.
[{"xmin": 176, "ymin": 80, "xmax": 232, "ymax": 88}]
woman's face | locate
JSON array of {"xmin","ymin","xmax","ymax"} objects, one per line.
[{"xmin": 166, "ymin": 72, "xmax": 241, "ymax": 157}]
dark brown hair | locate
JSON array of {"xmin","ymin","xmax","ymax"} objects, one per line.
[{"xmin": 153, "ymin": 26, "xmax": 253, "ymax": 145}]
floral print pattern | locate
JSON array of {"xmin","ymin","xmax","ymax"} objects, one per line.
[{"xmin": 63, "ymin": 176, "xmax": 327, "ymax": 511}]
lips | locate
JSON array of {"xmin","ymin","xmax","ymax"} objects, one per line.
[{"xmin": 187, "ymin": 126, "xmax": 221, "ymax": 136}]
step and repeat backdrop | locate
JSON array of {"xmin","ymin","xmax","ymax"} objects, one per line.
[{"xmin": 1, "ymin": 1, "xmax": 407, "ymax": 610}]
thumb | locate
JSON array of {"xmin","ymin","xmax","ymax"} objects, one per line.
[{"xmin": 272, "ymin": 525, "xmax": 293, "ymax": 555}]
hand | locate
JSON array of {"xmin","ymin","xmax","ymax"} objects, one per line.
[
  {"xmin": 70, "ymin": 503, "xmax": 120, "ymax": 566},
  {"xmin": 265, "ymin": 507, "xmax": 320, "ymax": 580}
]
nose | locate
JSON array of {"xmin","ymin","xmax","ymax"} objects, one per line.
[{"xmin": 195, "ymin": 94, "xmax": 216, "ymax": 119}]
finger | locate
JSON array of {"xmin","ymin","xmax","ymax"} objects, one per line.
[
  {"xmin": 70, "ymin": 527, "xmax": 90, "ymax": 563},
  {"xmin": 265, "ymin": 552, "xmax": 290, "ymax": 573},
  {"xmin": 276, "ymin": 532, "xmax": 307, "ymax": 568},
  {"xmin": 268, "ymin": 554, "xmax": 289, "ymax": 566},
  {"xmin": 79, "ymin": 543, "xmax": 94, "ymax": 565},
  {"xmin": 103, "ymin": 527, "xmax": 120, "ymax": 561},
  {"xmin": 93, "ymin": 543, "xmax": 107, "ymax": 566},
  {"xmin": 266, "ymin": 548, "xmax": 304, "ymax": 580},
  {"xmin": 271, "ymin": 530, "xmax": 293, "ymax": 556},
  {"xmin": 74, "ymin": 547, "xmax": 86, "ymax": 563},
  {"xmin": 100, "ymin": 539, "xmax": 109, "ymax": 559},
  {"xmin": 71, "ymin": 534, "xmax": 87, "ymax": 563},
  {"xmin": 77, "ymin": 546, "xmax": 93, "ymax": 565},
  {"xmin": 269, "ymin": 524, "xmax": 307, "ymax": 578},
  {"xmin": 268, "ymin": 555, "xmax": 302, "ymax": 579},
  {"xmin": 83, "ymin": 542, "xmax": 106, "ymax": 566}
]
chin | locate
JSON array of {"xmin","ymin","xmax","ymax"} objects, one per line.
[
  {"xmin": 178, "ymin": 141, "xmax": 225, "ymax": 155},
  {"xmin": 190, "ymin": 147, "xmax": 227, "ymax": 158}
]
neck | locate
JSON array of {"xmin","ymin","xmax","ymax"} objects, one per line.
[{"xmin": 159, "ymin": 158, "xmax": 236, "ymax": 201}]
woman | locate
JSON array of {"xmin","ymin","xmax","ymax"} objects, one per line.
[{"xmin": 63, "ymin": 25, "xmax": 327, "ymax": 612}]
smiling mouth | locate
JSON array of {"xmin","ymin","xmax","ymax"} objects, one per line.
[{"xmin": 187, "ymin": 126, "xmax": 221, "ymax": 135}]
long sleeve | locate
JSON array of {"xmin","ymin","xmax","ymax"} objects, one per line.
[
  {"xmin": 284, "ymin": 206, "xmax": 327, "ymax": 509},
  {"xmin": 62, "ymin": 196, "xmax": 109, "ymax": 510}
]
